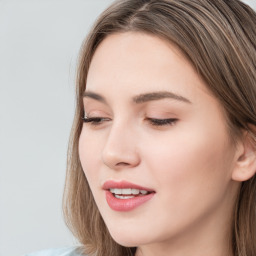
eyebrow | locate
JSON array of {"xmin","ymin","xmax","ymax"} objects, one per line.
[
  {"xmin": 133, "ymin": 91, "xmax": 191, "ymax": 104},
  {"xmin": 83, "ymin": 91, "xmax": 191, "ymax": 104},
  {"xmin": 83, "ymin": 91, "xmax": 107, "ymax": 103}
]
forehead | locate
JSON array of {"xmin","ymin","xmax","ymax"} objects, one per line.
[{"xmin": 86, "ymin": 32, "xmax": 211, "ymax": 101}]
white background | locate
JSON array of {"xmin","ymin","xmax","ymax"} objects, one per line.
[{"xmin": 0, "ymin": 1, "xmax": 255, "ymax": 256}]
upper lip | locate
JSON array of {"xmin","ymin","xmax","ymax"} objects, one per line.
[{"xmin": 102, "ymin": 180, "xmax": 155, "ymax": 192}]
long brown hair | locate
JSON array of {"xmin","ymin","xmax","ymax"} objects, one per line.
[{"xmin": 63, "ymin": 1, "xmax": 256, "ymax": 255}]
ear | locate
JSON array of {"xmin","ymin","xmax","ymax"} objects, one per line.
[{"xmin": 232, "ymin": 127, "xmax": 256, "ymax": 182}]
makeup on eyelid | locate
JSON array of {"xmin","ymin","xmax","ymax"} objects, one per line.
[
  {"xmin": 83, "ymin": 106, "xmax": 181, "ymax": 121},
  {"xmin": 82, "ymin": 116, "xmax": 178, "ymax": 127},
  {"xmin": 82, "ymin": 107, "xmax": 179, "ymax": 127}
]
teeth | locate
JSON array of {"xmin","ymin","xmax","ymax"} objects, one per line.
[
  {"xmin": 115, "ymin": 188, "xmax": 122, "ymax": 194},
  {"xmin": 115, "ymin": 195, "xmax": 135, "ymax": 199},
  {"xmin": 121, "ymin": 188, "xmax": 132, "ymax": 195},
  {"xmin": 109, "ymin": 188, "xmax": 148, "ymax": 195},
  {"xmin": 131, "ymin": 189, "xmax": 140, "ymax": 195}
]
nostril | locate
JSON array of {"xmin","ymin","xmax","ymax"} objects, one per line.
[{"xmin": 116, "ymin": 162, "xmax": 130, "ymax": 166}]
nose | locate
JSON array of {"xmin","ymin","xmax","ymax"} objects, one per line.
[{"xmin": 102, "ymin": 122, "xmax": 140, "ymax": 170}]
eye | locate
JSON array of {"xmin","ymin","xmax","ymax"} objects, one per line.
[
  {"xmin": 82, "ymin": 116, "xmax": 111, "ymax": 126},
  {"xmin": 146, "ymin": 118, "xmax": 178, "ymax": 126}
]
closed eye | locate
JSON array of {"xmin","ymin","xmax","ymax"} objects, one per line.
[
  {"xmin": 82, "ymin": 116, "xmax": 177, "ymax": 127},
  {"xmin": 146, "ymin": 118, "xmax": 178, "ymax": 126},
  {"xmin": 82, "ymin": 117, "xmax": 111, "ymax": 126}
]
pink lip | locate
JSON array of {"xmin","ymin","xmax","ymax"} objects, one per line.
[
  {"xmin": 103, "ymin": 180, "xmax": 155, "ymax": 212},
  {"xmin": 102, "ymin": 180, "xmax": 154, "ymax": 191}
]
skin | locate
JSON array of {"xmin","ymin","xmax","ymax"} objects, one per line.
[{"xmin": 79, "ymin": 32, "xmax": 243, "ymax": 256}]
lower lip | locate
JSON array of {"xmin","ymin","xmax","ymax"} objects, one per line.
[{"xmin": 105, "ymin": 191, "xmax": 155, "ymax": 211}]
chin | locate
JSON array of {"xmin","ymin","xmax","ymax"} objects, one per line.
[
  {"xmin": 106, "ymin": 223, "xmax": 155, "ymax": 247},
  {"xmin": 110, "ymin": 234, "xmax": 144, "ymax": 248}
]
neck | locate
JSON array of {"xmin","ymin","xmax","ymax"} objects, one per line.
[{"xmin": 135, "ymin": 238, "xmax": 233, "ymax": 256}]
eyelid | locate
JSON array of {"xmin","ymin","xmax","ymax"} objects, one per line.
[
  {"xmin": 82, "ymin": 116, "xmax": 112, "ymax": 127},
  {"xmin": 83, "ymin": 110, "xmax": 108, "ymax": 117},
  {"xmin": 83, "ymin": 105, "xmax": 112, "ymax": 119},
  {"xmin": 145, "ymin": 117, "xmax": 178, "ymax": 126},
  {"xmin": 82, "ymin": 116, "xmax": 111, "ymax": 121}
]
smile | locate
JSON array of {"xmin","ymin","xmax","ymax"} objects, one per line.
[
  {"xmin": 103, "ymin": 181, "xmax": 155, "ymax": 211},
  {"xmin": 109, "ymin": 188, "xmax": 149, "ymax": 199}
]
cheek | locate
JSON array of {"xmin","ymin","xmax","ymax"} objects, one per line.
[
  {"xmin": 78, "ymin": 129, "xmax": 102, "ymax": 185},
  {"xmin": 142, "ymin": 123, "xmax": 235, "ymax": 201},
  {"xmin": 135, "ymin": 125, "xmax": 236, "ymax": 237}
]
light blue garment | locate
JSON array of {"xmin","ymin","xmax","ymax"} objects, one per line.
[{"xmin": 23, "ymin": 247, "xmax": 85, "ymax": 256}]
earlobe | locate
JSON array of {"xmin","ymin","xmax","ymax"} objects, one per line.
[{"xmin": 232, "ymin": 129, "xmax": 256, "ymax": 182}]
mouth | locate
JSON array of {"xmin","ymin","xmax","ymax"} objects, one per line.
[
  {"xmin": 109, "ymin": 188, "xmax": 151, "ymax": 199},
  {"xmin": 102, "ymin": 180, "xmax": 155, "ymax": 211}
]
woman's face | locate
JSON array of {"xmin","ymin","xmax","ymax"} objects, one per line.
[{"xmin": 79, "ymin": 32, "xmax": 240, "ymax": 250}]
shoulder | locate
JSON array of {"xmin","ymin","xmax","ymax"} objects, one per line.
[{"xmin": 23, "ymin": 246, "xmax": 85, "ymax": 256}]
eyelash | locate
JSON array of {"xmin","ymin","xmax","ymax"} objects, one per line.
[
  {"xmin": 145, "ymin": 118, "xmax": 178, "ymax": 126},
  {"xmin": 82, "ymin": 117, "xmax": 111, "ymax": 126},
  {"xmin": 82, "ymin": 117, "xmax": 177, "ymax": 127}
]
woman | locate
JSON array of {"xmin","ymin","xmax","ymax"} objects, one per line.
[{"xmin": 27, "ymin": 0, "xmax": 256, "ymax": 255}]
